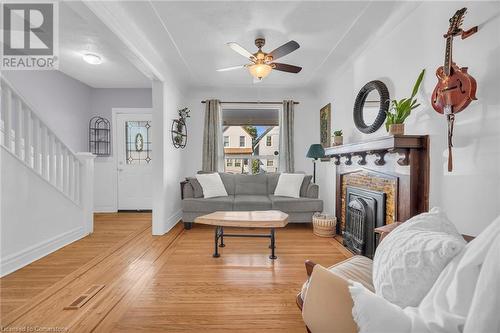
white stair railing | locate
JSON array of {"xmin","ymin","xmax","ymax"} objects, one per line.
[{"xmin": 0, "ymin": 77, "xmax": 88, "ymax": 207}]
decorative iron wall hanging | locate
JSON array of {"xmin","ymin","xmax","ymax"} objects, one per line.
[
  {"xmin": 89, "ymin": 116, "xmax": 111, "ymax": 156},
  {"xmin": 171, "ymin": 107, "xmax": 190, "ymax": 149}
]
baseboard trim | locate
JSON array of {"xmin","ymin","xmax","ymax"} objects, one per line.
[
  {"xmin": 152, "ymin": 209, "xmax": 182, "ymax": 235},
  {"xmin": 0, "ymin": 226, "xmax": 87, "ymax": 277},
  {"xmin": 94, "ymin": 206, "xmax": 118, "ymax": 213}
]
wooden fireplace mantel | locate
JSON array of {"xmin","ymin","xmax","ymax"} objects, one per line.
[
  {"xmin": 324, "ymin": 135, "xmax": 427, "ymax": 166},
  {"xmin": 330, "ymin": 135, "xmax": 429, "ymax": 236}
]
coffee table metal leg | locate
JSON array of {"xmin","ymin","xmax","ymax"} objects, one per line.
[
  {"xmin": 213, "ymin": 226, "xmax": 220, "ymax": 258},
  {"xmin": 269, "ymin": 228, "xmax": 277, "ymax": 259},
  {"xmin": 219, "ymin": 226, "xmax": 225, "ymax": 247}
]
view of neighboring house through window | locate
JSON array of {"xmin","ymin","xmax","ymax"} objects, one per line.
[{"xmin": 222, "ymin": 106, "xmax": 280, "ymax": 174}]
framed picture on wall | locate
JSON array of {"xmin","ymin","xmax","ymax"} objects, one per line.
[{"xmin": 320, "ymin": 103, "xmax": 331, "ymax": 161}]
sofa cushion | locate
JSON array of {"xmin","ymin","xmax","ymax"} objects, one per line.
[
  {"xmin": 197, "ymin": 172, "xmax": 236, "ymax": 195},
  {"xmin": 234, "ymin": 174, "xmax": 268, "ymax": 195},
  {"xmin": 274, "ymin": 173, "xmax": 305, "ymax": 198},
  {"xmin": 195, "ymin": 173, "xmax": 228, "ymax": 198},
  {"xmin": 219, "ymin": 173, "xmax": 236, "ymax": 195},
  {"xmin": 187, "ymin": 177, "xmax": 203, "ymax": 198},
  {"xmin": 269, "ymin": 195, "xmax": 323, "ymax": 212},
  {"xmin": 267, "ymin": 173, "xmax": 280, "ymax": 194},
  {"xmin": 182, "ymin": 195, "xmax": 234, "ymax": 212},
  {"xmin": 267, "ymin": 173, "xmax": 312, "ymax": 197},
  {"xmin": 233, "ymin": 195, "xmax": 272, "ymax": 211},
  {"xmin": 300, "ymin": 175, "xmax": 313, "ymax": 197}
]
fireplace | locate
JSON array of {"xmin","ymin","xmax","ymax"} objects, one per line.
[
  {"xmin": 325, "ymin": 135, "xmax": 430, "ymax": 257},
  {"xmin": 344, "ymin": 186, "xmax": 386, "ymax": 258}
]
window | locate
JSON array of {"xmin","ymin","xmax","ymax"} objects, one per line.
[
  {"xmin": 126, "ymin": 121, "xmax": 151, "ymax": 164},
  {"xmin": 221, "ymin": 106, "xmax": 281, "ymax": 174}
]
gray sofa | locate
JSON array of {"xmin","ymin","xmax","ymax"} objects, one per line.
[{"xmin": 181, "ymin": 172, "xmax": 323, "ymax": 229}]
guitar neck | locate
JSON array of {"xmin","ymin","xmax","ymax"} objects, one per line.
[{"xmin": 444, "ymin": 37, "xmax": 453, "ymax": 76}]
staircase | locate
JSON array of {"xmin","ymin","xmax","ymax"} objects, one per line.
[{"xmin": 1, "ymin": 77, "xmax": 95, "ymax": 277}]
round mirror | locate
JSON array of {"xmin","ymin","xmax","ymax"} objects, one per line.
[{"xmin": 353, "ymin": 80, "xmax": 390, "ymax": 134}]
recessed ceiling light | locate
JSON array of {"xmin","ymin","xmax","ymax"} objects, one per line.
[{"xmin": 82, "ymin": 53, "xmax": 102, "ymax": 65}]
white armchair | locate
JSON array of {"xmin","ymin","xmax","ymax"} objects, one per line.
[{"xmin": 297, "ymin": 256, "xmax": 373, "ymax": 333}]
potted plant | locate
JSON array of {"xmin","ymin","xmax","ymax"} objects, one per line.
[
  {"xmin": 332, "ymin": 130, "xmax": 343, "ymax": 146},
  {"xmin": 385, "ymin": 69, "xmax": 425, "ymax": 135}
]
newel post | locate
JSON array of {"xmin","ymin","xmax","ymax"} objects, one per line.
[{"xmin": 76, "ymin": 152, "xmax": 95, "ymax": 234}]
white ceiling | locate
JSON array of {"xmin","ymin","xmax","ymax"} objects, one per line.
[
  {"xmin": 58, "ymin": 2, "xmax": 151, "ymax": 88},
  {"xmin": 62, "ymin": 1, "xmax": 405, "ymax": 89},
  {"xmin": 150, "ymin": 1, "xmax": 370, "ymax": 88}
]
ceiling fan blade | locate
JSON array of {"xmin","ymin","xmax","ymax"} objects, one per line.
[
  {"xmin": 226, "ymin": 42, "xmax": 255, "ymax": 60},
  {"xmin": 268, "ymin": 40, "xmax": 300, "ymax": 60},
  {"xmin": 216, "ymin": 65, "xmax": 246, "ymax": 72},
  {"xmin": 272, "ymin": 63, "xmax": 302, "ymax": 73}
]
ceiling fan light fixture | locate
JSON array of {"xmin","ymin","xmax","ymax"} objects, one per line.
[{"xmin": 248, "ymin": 63, "xmax": 272, "ymax": 80}]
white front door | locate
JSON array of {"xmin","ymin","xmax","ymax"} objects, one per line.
[{"xmin": 116, "ymin": 113, "xmax": 153, "ymax": 210}]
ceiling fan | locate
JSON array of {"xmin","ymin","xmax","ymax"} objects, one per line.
[{"xmin": 217, "ymin": 38, "xmax": 302, "ymax": 81}]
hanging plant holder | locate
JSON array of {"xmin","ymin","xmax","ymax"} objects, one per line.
[
  {"xmin": 89, "ymin": 116, "xmax": 111, "ymax": 156},
  {"xmin": 171, "ymin": 107, "xmax": 190, "ymax": 149}
]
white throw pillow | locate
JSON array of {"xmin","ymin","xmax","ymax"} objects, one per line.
[
  {"xmin": 373, "ymin": 208, "xmax": 466, "ymax": 308},
  {"xmin": 274, "ymin": 173, "xmax": 305, "ymax": 198},
  {"xmin": 349, "ymin": 281, "xmax": 411, "ymax": 333},
  {"xmin": 195, "ymin": 173, "xmax": 228, "ymax": 198}
]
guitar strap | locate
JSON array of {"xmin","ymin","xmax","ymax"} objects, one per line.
[{"xmin": 447, "ymin": 113, "xmax": 455, "ymax": 172}]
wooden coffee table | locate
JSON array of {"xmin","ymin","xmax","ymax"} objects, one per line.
[{"xmin": 195, "ymin": 210, "xmax": 289, "ymax": 259}]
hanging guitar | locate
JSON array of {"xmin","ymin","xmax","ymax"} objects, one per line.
[{"xmin": 432, "ymin": 7, "xmax": 478, "ymax": 172}]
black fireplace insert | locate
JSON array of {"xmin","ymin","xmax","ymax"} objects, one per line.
[{"xmin": 344, "ymin": 186, "xmax": 386, "ymax": 258}]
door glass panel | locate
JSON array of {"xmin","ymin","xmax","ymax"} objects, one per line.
[{"xmin": 126, "ymin": 121, "xmax": 151, "ymax": 164}]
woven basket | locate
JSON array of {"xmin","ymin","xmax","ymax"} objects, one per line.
[{"xmin": 312, "ymin": 214, "xmax": 337, "ymax": 237}]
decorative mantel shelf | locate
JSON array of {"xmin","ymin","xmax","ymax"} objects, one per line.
[
  {"xmin": 329, "ymin": 135, "xmax": 430, "ymax": 236},
  {"xmin": 324, "ymin": 135, "xmax": 427, "ymax": 166}
]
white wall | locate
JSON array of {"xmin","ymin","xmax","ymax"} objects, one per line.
[
  {"xmin": 152, "ymin": 80, "xmax": 189, "ymax": 235},
  {"xmin": 1, "ymin": 71, "xmax": 153, "ymax": 213},
  {"xmin": 314, "ymin": 2, "xmax": 500, "ymax": 235},
  {"xmin": 1, "ymin": 70, "xmax": 92, "ymax": 152},
  {"xmin": 185, "ymin": 86, "xmax": 320, "ymax": 177},
  {"xmin": 90, "ymin": 89, "xmax": 152, "ymax": 212},
  {"xmin": 0, "ymin": 148, "xmax": 89, "ymax": 276}
]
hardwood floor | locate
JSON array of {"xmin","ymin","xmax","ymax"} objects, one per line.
[{"xmin": 1, "ymin": 213, "xmax": 349, "ymax": 332}]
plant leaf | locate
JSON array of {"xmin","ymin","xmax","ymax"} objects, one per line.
[{"xmin": 411, "ymin": 69, "xmax": 425, "ymax": 99}]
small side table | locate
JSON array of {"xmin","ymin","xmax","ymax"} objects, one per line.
[{"xmin": 374, "ymin": 222, "xmax": 402, "ymax": 250}]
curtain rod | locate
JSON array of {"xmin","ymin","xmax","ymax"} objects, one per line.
[{"xmin": 201, "ymin": 101, "xmax": 299, "ymax": 105}]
